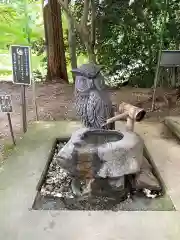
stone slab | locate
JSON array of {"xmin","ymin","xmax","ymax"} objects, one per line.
[
  {"xmin": 33, "ymin": 135, "xmax": 173, "ymax": 211},
  {"xmin": 164, "ymin": 116, "xmax": 180, "ymax": 140},
  {"xmin": 0, "ymin": 121, "xmax": 180, "ymax": 240},
  {"xmin": 134, "ymin": 121, "xmax": 180, "ymax": 211},
  {"xmin": 33, "ymin": 193, "xmax": 174, "ymax": 211},
  {"xmin": 134, "ymin": 156, "xmax": 162, "ymax": 191}
]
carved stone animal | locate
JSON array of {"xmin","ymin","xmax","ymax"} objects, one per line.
[{"xmin": 72, "ymin": 63, "xmax": 115, "ymax": 130}]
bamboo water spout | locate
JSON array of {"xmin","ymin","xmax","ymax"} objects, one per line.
[{"xmin": 103, "ymin": 102, "xmax": 146, "ymax": 131}]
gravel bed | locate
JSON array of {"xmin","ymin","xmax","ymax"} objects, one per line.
[
  {"xmin": 39, "ymin": 140, "xmax": 162, "ymax": 210},
  {"xmin": 40, "ymin": 141, "xmax": 75, "ymax": 199}
]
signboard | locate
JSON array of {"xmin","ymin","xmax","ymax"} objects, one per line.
[
  {"xmin": 11, "ymin": 45, "xmax": 31, "ymax": 85},
  {"xmin": 0, "ymin": 94, "xmax": 15, "ymax": 145},
  {"xmin": 0, "ymin": 95, "xmax": 13, "ymax": 113},
  {"xmin": 160, "ymin": 50, "xmax": 180, "ymax": 67}
]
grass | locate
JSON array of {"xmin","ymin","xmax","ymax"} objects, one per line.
[
  {"xmin": 0, "ymin": 51, "xmax": 45, "ymax": 80},
  {"xmin": 0, "ymin": 52, "xmax": 43, "ymax": 71},
  {"xmin": 0, "ymin": 50, "xmax": 88, "ymax": 83},
  {"xmin": 0, "ymin": 139, "xmax": 16, "ymax": 164}
]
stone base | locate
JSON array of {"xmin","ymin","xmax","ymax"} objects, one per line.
[
  {"xmin": 134, "ymin": 157, "xmax": 161, "ymax": 191},
  {"xmin": 33, "ymin": 136, "xmax": 171, "ymax": 211},
  {"xmin": 56, "ymin": 128, "xmax": 144, "ymax": 179},
  {"xmin": 165, "ymin": 116, "xmax": 180, "ymax": 140},
  {"xmin": 0, "ymin": 121, "xmax": 179, "ymax": 240}
]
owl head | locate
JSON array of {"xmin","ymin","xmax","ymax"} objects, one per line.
[{"xmin": 72, "ymin": 63, "xmax": 106, "ymax": 93}]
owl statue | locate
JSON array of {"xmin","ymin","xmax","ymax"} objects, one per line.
[{"xmin": 72, "ymin": 63, "xmax": 115, "ymax": 130}]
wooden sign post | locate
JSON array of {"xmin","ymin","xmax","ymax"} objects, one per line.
[
  {"xmin": 11, "ymin": 45, "xmax": 31, "ymax": 133},
  {"xmin": 0, "ymin": 95, "xmax": 16, "ymax": 145}
]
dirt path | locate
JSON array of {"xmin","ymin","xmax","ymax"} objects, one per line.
[{"xmin": 0, "ymin": 81, "xmax": 180, "ymax": 156}]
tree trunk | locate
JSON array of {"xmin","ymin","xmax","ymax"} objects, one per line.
[
  {"xmin": 57, "ymin": 0, "xmax": 97, "ymax": 63},
  {"xmin": 43, "ymin": 0, "xmax": 68, "ymax": 82},
  {"xmin": 63, "ymin": 1, "xmax": 77, "ymax": 82},
  {"xmin": 85, "ymin": 41, "xmax": 96, "ymax": 63},
  {"xmin": 68, "ymin": 19, "xmax": 77, "ymax": 81},
  {"xmin": 90, "ymin": 0, "xmax": 96, "ymax": 53}
]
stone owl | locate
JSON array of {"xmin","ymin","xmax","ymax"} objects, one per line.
[{"xmin": 72, "ymin": 63, "xmax": 115, "ymax": 130}]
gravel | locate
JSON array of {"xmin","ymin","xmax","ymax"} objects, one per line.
[{"xmin": 40, "ymin": 141, "xmax": 75, "ymax": 199}]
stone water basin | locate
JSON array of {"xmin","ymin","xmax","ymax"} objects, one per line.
[{"xmin": 32, "ymin": 129, "xmax": 174, "ymax": 211}]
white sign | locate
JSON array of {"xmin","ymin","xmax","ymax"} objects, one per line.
[
  {"xmin": 44, "ymin": 0, "xmax": 48, "ymax": 7},
  {"xmin": 0, "ymin": 95, "xmax": 13, "ymax": 113}
]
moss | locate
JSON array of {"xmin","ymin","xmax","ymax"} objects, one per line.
[{"xmin": 0, "ymin": 141, "xmax": 15, "ymax": 163}]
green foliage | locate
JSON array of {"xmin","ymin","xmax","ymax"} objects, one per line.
[
  {"xmin": 0, "ymin": 69, "xmax": 12, "ymax": 76},
  {"xmin": 73, "ymin": 0, "xmax": 180, "ymax": 87},
  {"xmin": 0, "ymin": 0, "xmax": 47, "ymax": 80},
  {"xmin": 1, "ymin": 0, "xmax": 180, "ymax": 87},
  {"xmin": 94, "ymin": 0, "xmax": 159, "ymax": 87},
  {"xmin": 0, "ymin": 0, "xmax": 43, "ymax": 49}
]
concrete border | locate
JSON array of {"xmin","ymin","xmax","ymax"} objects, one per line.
[
  {"xmin": 33, "ymin": 134, "xmax": 173, "ymax": 211},
  {"xmin": 0, "ymin": 121, "xmax": 180, "ymax": 240},
  {"xmin": 164, "ymin": 116, "xmax": 180, "ymax": 140}
]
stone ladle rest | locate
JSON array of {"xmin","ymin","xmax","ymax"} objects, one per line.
[{"xmin": 102, "ymin": 102, "xmax": 146, "ymax": 131}]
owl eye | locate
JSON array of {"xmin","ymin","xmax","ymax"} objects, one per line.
[
  {"xmin": 93, "ymin": 74, "xmax": 106, "ymax": 90},
  {"xmin": 75, "ymin": 77, "xmax": 93, "ymax": 92}
]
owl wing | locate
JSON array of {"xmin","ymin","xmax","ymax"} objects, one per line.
[
  {"xmin": 74, "ymin": 76, "xmax": 93, "ymax": 127},
  {"xmin": 86, "ymin": 91, "xmax": 112, "ymax": 128}
]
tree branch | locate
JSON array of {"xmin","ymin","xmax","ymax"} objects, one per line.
[
  {"xmin": 64, "ymin": 0, "xmax": 69, "ymax": 8},
  {"xmin": 81, "ymin": 0, "xmax": 90, "ymax": 28},
  {"xmin": 62, "ymin": 0, "xmax": 77, "ymax": 77},
  {"xmin": 57, "ymin": 0, "xmax": 89, "ymax": 42},
  {"xmin": 64, "ymin": 0, "xmax": 71, "ymax": 8},
  {"xmin": 57, "ymin": 0, "xmax": 95, "ymax": 62},
  {"xmin": 90, "ymin": 0, "xmax": 96, "ymax": 49},
  {"xmin": 57, "ymin": 0, "xmax": 81, "ymax": 34}
]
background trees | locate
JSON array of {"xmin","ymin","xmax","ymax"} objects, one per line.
[
  {"xmin": 0, "ymin": 0, "xmax": 180, "ymax": 87},
  {"xmin": 94, "ymin": 0, "xmax": 180, "ymax": 87}
]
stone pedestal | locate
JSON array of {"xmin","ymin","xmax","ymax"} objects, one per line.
[
  {"xmin": 134, "ymin": 157, "xmax": 161, "ymax": 191},
  {"xmin": 56, "ymin": 128, "xmax": 144, "ymax": 178},
  {"xmin": 55, "ymin": 128, "xmax": 144, "ymax": 197}
]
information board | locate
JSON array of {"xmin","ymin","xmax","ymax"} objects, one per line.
[
  {"xmin": 11, "ymin": 45, "xmax": 31, "ymax": 85},
  {"xmin": 0, "ymin": 95, "xmax": 13, "ymax": 113},
  {"xmin": 160, "ymin": 50, "xmax": 180, "ymax": 67}
]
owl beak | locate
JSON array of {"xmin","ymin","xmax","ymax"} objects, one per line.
[{"xmin": 71, "ymin": 68, "xmax": 81, "ymax": 75}]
